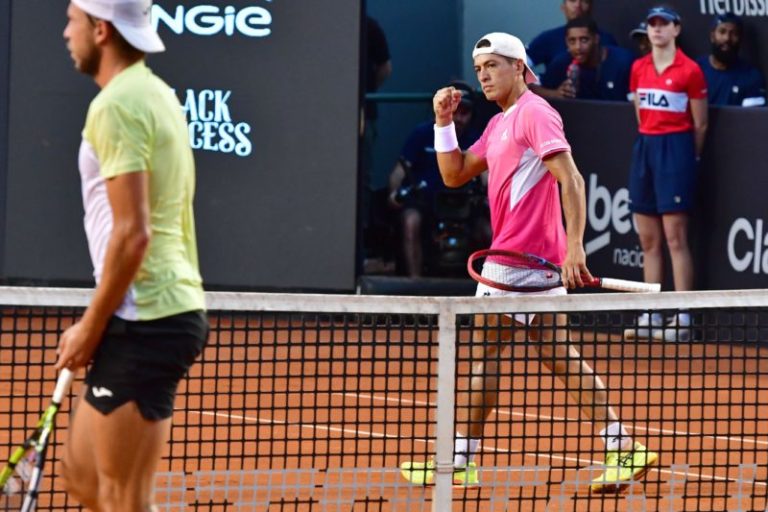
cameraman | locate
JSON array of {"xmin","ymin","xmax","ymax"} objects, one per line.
[{"xmin": 388, "ymin": 81, "xmax": 483, "ymax": 277}]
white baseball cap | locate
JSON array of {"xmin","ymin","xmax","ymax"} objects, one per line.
[
  {"xmin": 472, "ymin": 32, "xmax": 538, "ymax": 84},
  {"xmin": 72, "ymin": 0, "xmax": 165, "ymax": 53}
]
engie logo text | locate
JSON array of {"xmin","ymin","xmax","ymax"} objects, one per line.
[
  {"xmin": 153, "ymin": 4, "xmax": 274, "ymax": 37},
  {"xmin": 181, "ymin": 89, "xmax": 253, "ymax": 157}
]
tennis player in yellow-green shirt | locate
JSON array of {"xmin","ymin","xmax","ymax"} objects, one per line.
[{"xmin": 57, "ymin": 0, "xmax": 207, "ymax": 509}]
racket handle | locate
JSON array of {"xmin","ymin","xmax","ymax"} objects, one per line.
[
  {"xmin": 52, "ymin": 369, "xmax": 75, "ymax": 404},
  {"xmin": 599, "ymin": 278, "xmax": 661, "ymax": 293}
]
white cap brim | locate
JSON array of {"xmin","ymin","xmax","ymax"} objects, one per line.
[
  {"xmin": 523, "ymin": 64, "xmax": 538, "ymax": 85},
  {"xmin": 113, "ymin": 21, "xmax": 165, "ymax": 53}
]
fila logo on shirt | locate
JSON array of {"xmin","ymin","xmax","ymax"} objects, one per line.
[
  {"xmin": 638, "ymin": 91, "xmax": 669, "ymax": 108},
  {"xmin": 152, "ymin": 3, "xmax": 274, "ymax": 38},
  {"xmin": 637, "ymin": 88, "xmax": 688, "ymax": 113},
  {"xmin": 501, "ymin": 129, "xmax": 509, "ymax": 141}
]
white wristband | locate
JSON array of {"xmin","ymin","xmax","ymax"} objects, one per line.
[{"xmin": 433, "ymin": 122, "xmax": 459, "ymax": 152}]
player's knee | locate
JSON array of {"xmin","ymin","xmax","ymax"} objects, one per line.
[
  {"xmin": 638, "ymin": 234, "xmax": 663, "ymax": 253},
  {"xmin": 402, "ymin": 210, "xmax": 422, "ymax": 234},
  {"xmin": 664, "ymin": 231, "xmax": 688, "ymax": 253},
  {"xmin": 60, "ymin": 456, "xmax": 98, "ymax": 509},
  {"xmin": 97, "ymin": 477, "xmax": 144, "ymax": 511},
  {"xmin": 535, "ymin": 341, "xmax": 556, "ymax": 360},
  {"xmin": 536, "ymin": 344, "xmax": 569, "ymax": 372}
]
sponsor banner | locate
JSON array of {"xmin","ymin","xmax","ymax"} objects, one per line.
[
  {"xmin": 554, "ymin": 99, "xmax": 768, "ymax": 290},
  {"xmin": 180, "ymin": 89, "xmax": 253, "ymax": 157},
  {"xmin": 0, "ymin": 2, "xmax": 9, "ymax": 277},
  {"xmin": 3, "ymin": 0, "xmax": 361, "ymax": 291},
  {"xmin": 152, "ymin": 4, "xmax": 273, "ymax": 38},
  {"xmin": 594, "ymin": 1, "xmax": 768, "ymax": 76},
  {"xmin": 552, "ymin": 100, "xmax": 648, "ymax": 284}
]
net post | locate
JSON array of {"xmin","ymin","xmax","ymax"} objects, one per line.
[{"xmin": 432, "ymin": 303, "xmax": 457, "ymax": 512}]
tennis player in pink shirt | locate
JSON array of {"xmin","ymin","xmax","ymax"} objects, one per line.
[{"xmin": 400, "ymin": 32, "xmax": 657, "ymax": 493}]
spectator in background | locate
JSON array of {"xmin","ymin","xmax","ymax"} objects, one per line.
[
  {"xmin": 364, "ymin": 16, "xmax": 393, "ymax": 124},
  {"xmin": 630, "ymin": 21, "xmax": 651, "ymax": 57},
  {"xmin": 527, "ymin": 0, "xmax": 617, "ymax": 72},
  {"xmin": 627, "ymin": 6, "xmax": 708, "ymax": 342},
  {"xmin": 537, "ymin": 17, "xmax": 635, "ymax": 101},
  {"xmin": 361, "ymin": 16, "xmax": 393, "ymax": 272},
  {"xmin": 388, "ymin": 82, "xmax": 487, "ymax": 277},
  {"xmin": 696, "ymin": 13, "xmax": 766, "ymax": 107}
]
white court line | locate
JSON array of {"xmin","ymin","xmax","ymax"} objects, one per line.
[
  {"xmin": 185, "ymin": 408, "xmax": 766, "ymax": 487},
  {"xmin": 329, "ymin": 392, "xmax": 768, "ymax": 487},
  {"xmin": 335, "ymin": 392, "xmax": 768, "ymax": 448}
]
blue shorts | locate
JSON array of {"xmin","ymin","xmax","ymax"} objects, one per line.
[{"xmin": 628, "ymin": 131, "xmax": 698, "ymax": 214}]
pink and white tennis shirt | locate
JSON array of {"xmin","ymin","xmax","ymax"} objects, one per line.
[{"xmin": 469, "ymin": 91, "xmax": 571, "ymax": 265}]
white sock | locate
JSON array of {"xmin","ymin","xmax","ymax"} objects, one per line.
[
  {"xmin": 600, "ymin": 422, "xmax": 633, "ymax": 452},
  {"xmin": 454, "ymin": 435, "xmax": 480, "ymax": 467}
]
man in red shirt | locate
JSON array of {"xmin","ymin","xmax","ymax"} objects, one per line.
[{"xmin": 627, "ymin": 6, "xmax": 708, "ymax": 342}]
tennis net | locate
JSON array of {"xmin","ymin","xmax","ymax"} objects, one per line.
[{"xmin": 0, "ymin": 286, "xmax": 767, "ymax": 511}]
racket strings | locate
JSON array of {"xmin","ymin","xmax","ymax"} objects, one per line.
[{"xmin": 1, "ymin": 450, "xmax": 35, "ymax": 497}]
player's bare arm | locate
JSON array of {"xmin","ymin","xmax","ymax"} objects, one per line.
[
  {"xmin": 56, "ymin": 171, "xmax": 151, "ymax": 370},
  {"xmin": 542, "ymin": 151, "xmax": 592, "ymax": 288},
  {"xmin": 433, "ymin": 86, "xmax": 487, "ymax": 187},
  {"xmin": 690, "ymin": 98, "xmax": 708, "ymax": 159},
  {"xmin": 530, "ymin": 81, "xmax": 576, "ymax": 100},
  {"xmin": 633, "ymin": 94, "xmax": 641, "ymax": 125}
]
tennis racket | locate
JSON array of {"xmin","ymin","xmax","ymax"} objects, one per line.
[
  {"xmin": 0, "ymin": 369, "xmax": 75, "ymax": 511},
  {"xmin": 468, "ymin": 249, "xmax": 661, "ymax": 293}
]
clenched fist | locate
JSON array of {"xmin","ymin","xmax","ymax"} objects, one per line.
[{"xmin": 433, "ymin": 87, "xmax": 464, "ymax": 127}]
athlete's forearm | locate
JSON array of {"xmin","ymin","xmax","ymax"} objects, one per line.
[
  {"xmin": 694, "ymin": 125, "xmax": 707, "ymax": 160},
  {"xmin": 690, "ymin": 98, "xmax": 708, "ymax": 159},
  {"xmin": 81, "ymin": 173, "xmax": 151, "ymax": 336},
  {"xmin": 560, "ymin": 172, "xmax": 587, "ymax": 249},
  {"xmin": 83, "ymin": 220, "xmax": 149, "ymax": 334},
  {"xmin": 545, "ymin": 152, "xmax": 587, "ymax": 248},
  {"xmin": 437, "ymin": 149, "xmax": 472, "ymax": 187}
]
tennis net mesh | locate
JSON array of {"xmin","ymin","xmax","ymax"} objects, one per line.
[{"xmin": 1, "ymin": 287, "xmax": 767, "ymax": 511}]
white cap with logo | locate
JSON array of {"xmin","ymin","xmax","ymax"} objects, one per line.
[
  {"xmin": 72, "ymin": 0, "xmax": 165, "ymax": 53},
  {"xmin": 472, "ymin": 32, "xmax": 538, "ymax": 84}
]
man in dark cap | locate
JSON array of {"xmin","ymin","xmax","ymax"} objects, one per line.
[
  {"xmin": 696, "ymin": 13, "xmax": 765, "ymax": 106},
  {"xmin": 630, "ymin": 21, "xmax": 651, "ymax": 57},
  {"xmin": 387, "ymin": 81, "xmax": 485, "ymax": 277}
]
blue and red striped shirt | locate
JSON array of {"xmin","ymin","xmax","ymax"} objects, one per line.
[{"xmin": 630, "ymin": 49, "xmax": 707, "ymax": 135}]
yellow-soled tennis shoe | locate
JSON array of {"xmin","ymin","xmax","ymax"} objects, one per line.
[
  {"xmin": 399, "ymin": 460, "xmax": 479, "ymax": 487},
  {"xmin": 591, "ymin": 442, "xmax": 658, "ymax": 493}
]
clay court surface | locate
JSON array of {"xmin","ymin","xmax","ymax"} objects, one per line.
[{"xmin": 1, "ymin": 308, "xmax": 767, "ymax": 511}]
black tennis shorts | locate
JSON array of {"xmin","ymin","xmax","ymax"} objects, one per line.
[{"xmin": 84, "ymin": 310, "xmax": 209, "ymax": 421}]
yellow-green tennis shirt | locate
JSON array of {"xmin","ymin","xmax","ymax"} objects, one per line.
[{"xmin": 79, "ymin": 60, "xmax": 205, "ymax": 320}]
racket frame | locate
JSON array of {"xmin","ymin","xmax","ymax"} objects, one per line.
[
  {"xmin": 0, "ymin": 369, "xmax": 74, "ymax": 511},
  {"xmin": 467, "ymin": 249, "xmax": 660, "ymax": 293}
]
